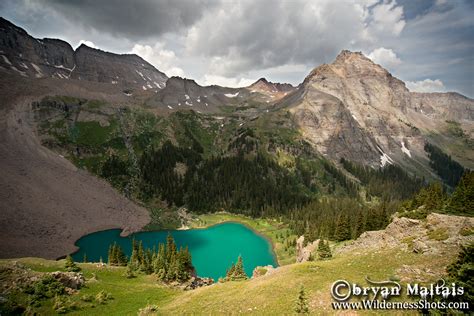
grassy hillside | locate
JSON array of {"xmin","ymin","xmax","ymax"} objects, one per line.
[{"xmin": 0, "ymin": 246, "xmax": 457, "ymax": 315}]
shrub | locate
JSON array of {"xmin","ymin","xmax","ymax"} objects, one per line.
[
  {"xmin": 64, "ymin": 255, "xmax": 81, "ymax": 272},
  {"xmin": 138, "ymin": 304, "xmax": 159, "ymax": 316},
  {"xmin": 53, "ymin": 295, "xmax": 68, "ymax": 314},
  {"xmin": 33, "ymin": 275, "xmax": 65, "ymax": 299},
  {"xmin": 81, "ymin": 294, "xmax": 94, "ymax": 302},
  {"xmin": 427, "ymin": 228, "xmax": 449, "ymax": 241},
  {"xmin": 460, "ymin": 227, "xmax": 474, "ymax": 236},
  {"xmin": 95, "ymin": 290, "xmax": 113, "ymax": 304}
]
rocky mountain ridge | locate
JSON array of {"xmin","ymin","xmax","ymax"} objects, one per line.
[
  {"xmin": 1, "ymin": 17, "xmax": 472, "ymax": 179},
  {"xmin": 246, "ymin": 77, "xmax": 295, "ymax": 100},
  {"xmin": 0, "ymin": 17, "xmax": 167, "ymax": 91},
  {"xmin": 287, "ymin": 50, "xmax": 474, "ymax": 172}
]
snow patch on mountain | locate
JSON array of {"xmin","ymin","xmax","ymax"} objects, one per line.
[
  {"xmin": 224, "ymin": 92, "xmax": 239, "ymax": 98},
  {"xmin": 401, "ymin": 141, "xmax": 411, "ymax": 157},
  {"xmin": 1, "ymin": 55, "xmax": 12, "ymax": 65},
  {"xmin": 377, "ymin": 146, "xmax": 394, "ymax": 167}
]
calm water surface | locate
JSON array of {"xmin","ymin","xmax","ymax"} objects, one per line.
[{"xmin": 72, "ymin": 222, "xmax": 277, "ymax": 281}]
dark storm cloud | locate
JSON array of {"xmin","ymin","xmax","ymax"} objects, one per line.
[{"xmin": 34, "ymin": 0, "xmax": 219, "ymax": 39}]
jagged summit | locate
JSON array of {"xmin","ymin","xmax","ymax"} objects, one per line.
[
  {"xmin": 305, "ymin": 49, "xmax": 391, "ymax": 84},
  {"xmin": 249, "ymin": 77, "xmax": 293, "ymax": 90},
  {"xmin": 0, "ymin": 17, "xmax": 167, "ymax": 89},
  {"xmin": 247, "ymin": 77, "xmax": 295, "ymax": 101},
  {"xmin": 334, "ymin": 49, "xmax": 368, "ymax": 62}
]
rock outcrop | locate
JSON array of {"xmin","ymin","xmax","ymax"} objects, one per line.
[
  {"xmin": 182, "ymin": 276, "xmax": 214, "ymax": 290},
  {"xmin": 336, "ymin": 213, "xmax": 474, "ymax": 255},
  {"xmin": 252, "ymin": 265, "xmax": 277, "ymax": 278},
  {"xmin": 51, "ymin": 271, "xmax": 85, "ymax": 290},
  {"xmin": 296, "ymin": 236, "xmax": 320, "ymax": 262}
]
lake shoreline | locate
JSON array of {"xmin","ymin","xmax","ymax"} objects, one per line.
[
  {"xmin": 70, "ymin": 220, "xmax": 279, "ymax": 280},
  {"xmin": 69, "ymin": 212, "xmax": 289, "ymax": 267}
]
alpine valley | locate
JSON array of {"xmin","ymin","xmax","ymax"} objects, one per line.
[{"xmin": 0, "ymin": 17, "xmax": 473, "ymax": 315}]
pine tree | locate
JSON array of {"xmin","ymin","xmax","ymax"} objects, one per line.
[
  {"xmin": 317, "ymin": 240, "xmax": 332, "ymax": 260},
  {"xmin": 125, "ymin": 263, "xmax": 135, "ymax": 279},
  {"xmin": 424, "ymin": 182, "xmax": 445, "ymax": 211},
  {"xmin": 233, "ymin": 255, "xmax": 247, "ymax": 280},
  {"xmin": 447, "ymin": 171, "xmax": 473, "ymax": 215},
  {"xmin": 225, "ymin": 263, "xmax": 236, "ymax": 281},
  {"xmin": 116, "ymin": 245, "xmax": 128, "ymax": 266},
  {"xmin": 334, "ymin": 215, "xmax": 351, "ymax": 242},
  {"xmin": 65, "ymin": 255, "xmax": 81, "ymax": 272},
  {"xmin": 130, "ymin": 239, "xmax": 139, "ymax": 270},
  {"xmin": 295, "ymin": 285, "xmax": 309, "ymax": 314},
  {"xmin": 108, "ymin": 243, "xmax": 117, "ymax": 265},
  {"xmin": 225, "ymin": 256, "xmax": 248, "ymax": 281},
  {"xmin": 138, "ymin": 241, "xmax": 145, "ymax": 265},
  {"xmin": 354, "ymin": 212, "xmax": 365, "ymax": 238}
]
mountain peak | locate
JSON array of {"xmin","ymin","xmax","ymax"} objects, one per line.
[
  {"xmin": 305, "ymin": 49, "xmax": 389, "ymax": 84},
  {"xmin": 334, "ymin": 50, "xmax": 367, "ymax": 62}
]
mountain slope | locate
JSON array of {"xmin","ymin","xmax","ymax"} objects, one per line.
[
  {"xmin": 0, "ymin": 71, "xmax": 150, "ymax": 259},
  {"xmin": 286, "ymin": 50, "xmax": 474, "ymax": 178}
]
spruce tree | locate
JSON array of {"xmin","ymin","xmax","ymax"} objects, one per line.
[
  {"xmin": 233, "ymin": 255, "xmax": 248, "ymax": 280},
  {"xmin": 130, "ymin": 239, "xmax": 139, "ymax": 270},
  {"xmin": 125, "ymin": 263, "xmax": 135, "ymax": 279},
  {"xmin": 317, "ymin": 240, "xmax": 332, "ymax": 260},
  {"xmin": 334, "ymin": 215, "xmax": 351, "ymax": 242},
  {"xmin": 354, "ymin": 212, "xmax": 365, "ymax": 238},
  {"xmin": 447, "ymin": 171, "xmax": 473, "ymax": 215},
  {"xmin": 225, "ymin": 263, "xmax": 236, "ymax": 281},
  {"xmin": 65, "ymin": 255, "xmax": 81, "ymax": 272},
  {"xmin": 295, "ymin": 285, "xmax": 309, "ymax": 314},
  {"xmin": 116, "ymin": 245, "xmax": 128, "ymax": 266},
  {"xmin": 108, "ymin": 243, "xmax": 117, "ymax": 265},
  {"xmin": 225, "ymin": 256, "xmax": 248, "ymax": 281}
]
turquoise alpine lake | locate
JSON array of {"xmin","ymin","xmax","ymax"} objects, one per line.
[{"xmin": 72, "ymin": 222, "xmax": 277, "ymax": 281}]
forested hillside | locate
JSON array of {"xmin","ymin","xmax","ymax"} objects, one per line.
[{"xmin": 32, "ymin": 95, "xmax": 449, "ymax": 244}]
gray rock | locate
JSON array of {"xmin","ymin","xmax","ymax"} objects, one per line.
[{"xmin": 50, "ymin": 271, "xmax": 85, "ymax": 289}]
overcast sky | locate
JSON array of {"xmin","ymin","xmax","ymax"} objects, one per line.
[{"xmin": 1, "ymin": 0, "xmax": 473, "ymax": 97}]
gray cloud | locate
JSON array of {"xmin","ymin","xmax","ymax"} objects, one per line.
[
  {"xmin": 0, "ymin": 0, "xmax": 473, "ymax": 96},
  {"xmin": 184, "ymin": 0, "xmax": 406, "ymax": 77},
  {"xmin": 32, "ymin": 0, "xmax": 218, "ymax": 39}
]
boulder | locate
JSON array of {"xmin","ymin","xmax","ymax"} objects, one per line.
[
  {"xmin": 252, "ymin": 265, "xmax": 276, "ymax": 278},
  {"xmin": 50, "ymin": 271, "xmax": 85, "ymax": 289},
  {"xmin": 183, "ymin": 276, "xmax": 214, "ymax": 290}
]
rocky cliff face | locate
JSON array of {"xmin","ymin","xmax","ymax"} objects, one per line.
[
  {"xmin": 0, "ymin": 17, "xmax": 167, "ymax": 90},
  {"xmin": 287, "ymin": 50, "xmax": 474, "ymax": 172}
]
